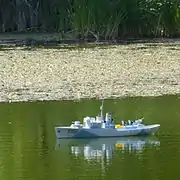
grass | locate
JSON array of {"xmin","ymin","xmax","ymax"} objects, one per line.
[{"xmin": 0, "ymin": 0, "xmax": 180, "ymax": 39}]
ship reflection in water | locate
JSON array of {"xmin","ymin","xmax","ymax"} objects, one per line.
[{"xmin": 55, "ymin": 137, "xmax": 160, "ymax": 163}]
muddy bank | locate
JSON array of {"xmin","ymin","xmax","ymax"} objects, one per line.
[
  {"xmin": 0, "ymin": 42, "xmax": 180, "ymax": 103},
  {"xmin": 1, "ymin": 33, "xmax": 180, "ymax": 46}
]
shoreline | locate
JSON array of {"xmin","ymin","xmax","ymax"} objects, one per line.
[
  {"xmin": 1, "ymin": 33, "xmax": 180, "ymax": 46},
  {"xmin": 0, "ymin": 36, "xmax": 180, "ymax": 103}
]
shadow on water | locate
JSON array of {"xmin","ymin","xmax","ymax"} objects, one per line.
[
  {"xmin": 0, "ymin": 95, "xmax": 180, "ymax": 180},
  {"xmin": 55, "ymin": 136, "xmax": 160, "ymax": 176},
  {"xmin": 55, "ymin": 136, "xmax": 160, "ymax": 157},
  {"xmin": 55, "ymin": 136, "xmax": 160, "ymax": 151}
]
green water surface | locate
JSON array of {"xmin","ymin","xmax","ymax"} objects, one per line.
[{"xmin": 0, "ymin": 95, "xmax": 180, "ymax": 180}]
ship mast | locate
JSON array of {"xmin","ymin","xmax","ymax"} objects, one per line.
[{"xmin": 100, "ymin": 99, "xmax": 104, "ymax": 119}]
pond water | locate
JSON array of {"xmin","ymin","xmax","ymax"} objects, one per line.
[{"xmin": 0, "ymin": 95, "xmax": 180, "ymax": 180}]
